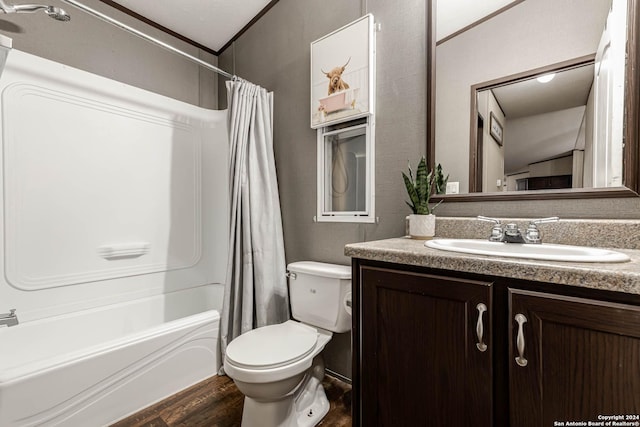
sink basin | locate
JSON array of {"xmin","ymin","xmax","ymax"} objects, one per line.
[{"xmin": 425, "ymin": 239, "xmax": 630, "ymax": 263}]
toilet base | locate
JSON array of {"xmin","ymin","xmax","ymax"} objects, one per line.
[
  {"xmin": 292, "ymin": 370, "xmax": 329, "ymax": 427},
  {"xmin": 240, "ymin": 357, "xmax": 329, "ymax": 427}
]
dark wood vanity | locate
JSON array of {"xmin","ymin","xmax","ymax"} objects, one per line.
[
  {"xmin": 349, "ymin": 243, "xmax": 640, "ymax": 426},
  {"xmin": 346, "ymin": 0, "xmax": 640, "ymax": 422}
]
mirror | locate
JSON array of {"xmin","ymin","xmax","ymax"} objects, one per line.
[
  {"xmin": 474, "ymin": 60, "xmax": 601, "ymax": 193},
  {"xmin": 430, "ymin": 0, "xmax": 640, "ymax": 200}
]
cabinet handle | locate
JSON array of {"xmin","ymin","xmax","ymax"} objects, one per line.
[
  {"xmin": 514, "ymin": 313, "xmax": 528, "ymax": 367},
  {"xmin": 475, "ymin": 303, "xmax": 488, "ymax": 352}
]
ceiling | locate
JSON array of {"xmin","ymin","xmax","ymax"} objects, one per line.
[
  {"xmin": 110, "ymin": 0, "xmax": 519, "ymax": 54},
  {"xmin": 490, "ymin": 64, "xmax": 596, "ymax": 174},
  {"xmin": 109, "ymin": 0, "xmax": 519, "ymax": 55},
  {"xmin": 436, "ymin": 0, "xmax": 516, "ymax": 41},
  {"xmin": 491, "ymin": 64, "xmax": 595, "ymax": 119},
  {"xmin": 110, "ymin": 0, "xmax": 273, "ymax": 53}
]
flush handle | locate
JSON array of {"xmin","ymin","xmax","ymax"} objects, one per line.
[
  {"xmin": 475, "ymin": 303, "xmax": 488, "ymax": 352},
  {"xmin": 515, "ymin": 313, "xmax": 528, "ymax": 367}
]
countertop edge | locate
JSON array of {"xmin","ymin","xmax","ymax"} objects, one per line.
[{"xmin": 345, "ymin": 238, "xmax": 640, "ymax": 296}]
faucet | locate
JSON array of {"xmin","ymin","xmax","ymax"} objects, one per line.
[
  {"xmin": 0, "ymin": 309, "xmax": 18, "ymax": 327},
  {"xmin": 477, "ymin": 216, "xmax": 559, "ymax": 244}
]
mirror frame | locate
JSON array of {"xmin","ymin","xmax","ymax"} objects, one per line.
[{"xmin": 428, "ymin": 0, "xmax": 640, "ymax": 202}]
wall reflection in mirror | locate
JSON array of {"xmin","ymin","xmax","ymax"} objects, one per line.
[{"xmin": 435, "ymin": 0, "xmax": 626, "ymax": 194}]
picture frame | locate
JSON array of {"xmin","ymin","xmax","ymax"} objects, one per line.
[
  {"xmin": 310, "ymin": 14, "xmax": 375, "ymax": 129},
  {"xmin": 489, "ymin": 112, "xmax": 503, "ymax": 146}
]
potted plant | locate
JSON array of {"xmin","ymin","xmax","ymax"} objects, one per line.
[{"xmin": 402, "ymin": 157, "xmax": 444, "ymax": 239}]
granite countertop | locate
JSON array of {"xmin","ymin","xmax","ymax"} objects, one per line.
[{"xmin": 344, "ymin": 237, "xmax": 640, "ymax": 295}]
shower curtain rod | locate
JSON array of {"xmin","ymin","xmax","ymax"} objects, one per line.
[{"xmin": 61, "ymin": 0, "xmax": 235, "ymax": 80}]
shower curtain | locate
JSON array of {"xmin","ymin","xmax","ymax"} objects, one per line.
[{"xmin": 220, "ymin": 79, "xmax": 289, "ymax": 372}]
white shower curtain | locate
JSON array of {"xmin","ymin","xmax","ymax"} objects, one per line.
[{"xmin": 220, "ymin": 79, "xmax": 289, "ymax": 372}]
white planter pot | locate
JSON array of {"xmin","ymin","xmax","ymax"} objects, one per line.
[{"xmin": 408, "ymin": 214, "xmax": 436, "ymax": 240}]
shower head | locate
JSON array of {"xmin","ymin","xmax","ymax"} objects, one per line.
[
  {"xmin": 44, "ymin": 6, "xmax": 70, "ymax": 21},
  {"xmin": 0, "ymin": 1, "xmax": 70, "ymax": 21}
]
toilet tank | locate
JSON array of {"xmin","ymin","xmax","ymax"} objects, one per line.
[{"xmin": 287, "ymin": 261, "xmax": 351, "ymax": 333}]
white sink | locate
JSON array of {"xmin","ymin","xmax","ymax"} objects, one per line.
[{"xmin": 425, "ymin": 239, "xmax": 630, "ymax": 263}]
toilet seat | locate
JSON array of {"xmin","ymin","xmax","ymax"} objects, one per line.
[{"xmin": 226, "ymin": 321, "xmax": 319, "ymax": 370}]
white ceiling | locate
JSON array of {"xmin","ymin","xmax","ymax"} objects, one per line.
[
  {"xmin": 490, "ymin": 65, "xmax": 596, "ymax": 173},
  {"xmin": 111, "ymin": 0, "xmax": 519, "ymax": 53},
  {"xmin": 111, "ymin": 0, "xmax": 272, "ymax": 52},
  {"xmin": 491, "ymin": 64, "xmax": 595, "ymax": 119},
  {"xmin": 436, "ymin": 0, "xmax": 515, "ymax": 41},
  {"xmin": 112, "ymin": 0, "xmax": 517, "ymax": 53}
]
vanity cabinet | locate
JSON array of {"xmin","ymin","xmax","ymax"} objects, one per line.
[
  {"xmin": 358, "ymin": 264, "xmax": 493, "ymax": 426},
  {"xmin": 509, "ymin": 289, "xmax": 640, "ymax": 426},
  {"xmin": 353, "ymin": 259, "xmax": 640, "ymax": 427}
]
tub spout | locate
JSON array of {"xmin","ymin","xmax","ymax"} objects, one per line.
[{"xmin": 0, "ymin": 308, "xmax": 18, "ymax": 327}]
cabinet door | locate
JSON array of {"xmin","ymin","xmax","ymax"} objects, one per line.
[
  {"xmin": 360, "ymin": 266, "xmax": 493, "ymax": 427},
  {"xmin": 509, "ymin": 289, "xmax": 640, "ymax": 426}
]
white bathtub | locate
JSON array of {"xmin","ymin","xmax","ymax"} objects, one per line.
[{"xmin": 0, "ymin": 284, "xmax": 223, "ymax": 427}]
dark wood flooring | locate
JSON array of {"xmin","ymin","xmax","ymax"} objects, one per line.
[{"xmin": 111, "ymin": 374, "xmax": 352, "ymax": 427}]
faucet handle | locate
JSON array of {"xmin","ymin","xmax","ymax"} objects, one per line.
[
  {"xmin": 477, "ymin": 216, "xmax": 504, "ymax": 241},
  {"xmin": 525, "ymin": 224, "xmax": 542, "ymax": 244},
  {"xmin": 9, "ymin": 309, "xmax": 16, "ymax": 317},
  {"xmin": 530, "ymin": 216, "xmax": 559, "ymax": 225},
  {"xmin": 525, "ymin": 217, "xmax": 558, "ymax": 244},
  {"xmin": 477, "ymin": 215, "xmax": 501, "ymax": 225}
]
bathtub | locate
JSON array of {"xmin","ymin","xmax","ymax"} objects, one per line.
[{"xmin": 0, "ymin": 284, "xmax": 223, "ymax": 427}]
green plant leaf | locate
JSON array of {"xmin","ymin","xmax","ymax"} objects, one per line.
[
  {"xmin": 430, "ymin": 199, "xmax": 444, "ymax": 214},
  {"xmin": 402, "ymin": 172, "xmax": 418, "ymax": 213},
  {"xmin": 407, "ymin": 161, "xmax": 414, "ymax": 182},
  {"xmin": 416, "ymin": 157, "xmax": 428, "ymax": 203},
  {"xmin": 403, "ymin": 156, "xmax": 446, "ymax": 214}
]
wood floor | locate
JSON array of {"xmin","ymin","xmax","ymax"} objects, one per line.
[{"xmin": 111, "ymin": 374, "xmax": 352, "ymax": 427}]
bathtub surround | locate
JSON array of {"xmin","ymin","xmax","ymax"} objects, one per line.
[
  {"xmin": 0, "ymin": 4, "xmax": 230, "ymax": 424},
  {"xmin": 1, "ymin": 0, "xmax": 219, "ymax": 109},
  {"xmin": 222, "ymin": 79, "xmax": 289, "ymax": 372},
  {"xmin": 0, "ymin": 286, "xmax": 222, "ymax": 426},
  {"xmin": 0, "ymin": 46, "xmax": 228, "ymax": 319}
]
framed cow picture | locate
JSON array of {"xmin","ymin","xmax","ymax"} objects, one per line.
[{"xmin": 310, "ymin": 14, "xmax": 375, "ymax": 129}]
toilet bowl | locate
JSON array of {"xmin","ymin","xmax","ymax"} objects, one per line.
[{"xmin": 224, "ymin": 261, "xmax": 351, "ymax": 427}]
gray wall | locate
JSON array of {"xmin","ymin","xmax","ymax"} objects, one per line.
[
  {"xmin": 219, "ymin": 0, "xmax": 427, "ymax": 379},
  {"xmin": 219, "ymin": 0, "xmax": 426, "ymax": 267},
  {"xmin": 221, "ymin": 0, "xmax": 640, "ymax": 380},
  {"xmin": 0, "ymin": 0, "xmax": 218, "ymax": 108}
]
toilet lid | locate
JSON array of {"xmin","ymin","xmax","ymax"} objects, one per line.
[{"xmin": 226, "ymin": 321, "xmax": 319, "ymax": 369}]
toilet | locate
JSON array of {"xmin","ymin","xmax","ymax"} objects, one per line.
[{"xmin": 223, "ymin": 261, "xmax": 352, "ymax": 427}]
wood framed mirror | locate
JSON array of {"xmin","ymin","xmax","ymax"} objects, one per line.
[{"xmin": 428, "ymin": 0, "xmax": 640, "ymax": 202}]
